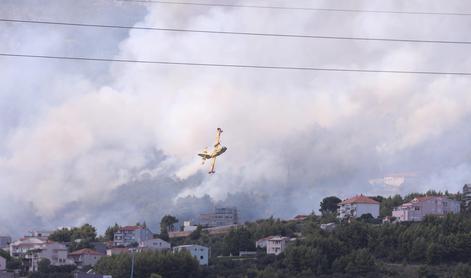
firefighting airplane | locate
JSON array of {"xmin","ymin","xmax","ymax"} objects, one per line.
[{"xmin": 198, "ymin": 128, "xmax": 227, "ymax": 174}]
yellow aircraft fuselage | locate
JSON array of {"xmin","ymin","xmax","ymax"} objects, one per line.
[{"xmin": 198, "ymin": 128, "xmax": 227, "ymax": 174}]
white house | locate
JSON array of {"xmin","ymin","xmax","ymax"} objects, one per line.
[
  {"xmin": 68, "ymin": 248, "xmax": 103, "ymax": 267},
  {"xmin": 266, "ymin": 236, "xmax": 290, "ymax": 255},
  {"xmin": 337, "ymin": 195, "xmax": 380, "ymax": 219},
  {"xmin": 183, "ymin": 221, "xmax": 198, "ymax": 232},
  {"xmin": 138, "ymin": 238, "xmax": 170, "ymax": 251},
  {"xmin": 10, "ymin": 237, "xmax": 46, "ymax": 257},
  {"xmin": 10, "ymin": 238, "xmax": 72, "ymax": 272},
  {"xmin": 256, "ymin": 236, "xmax": 274, "ymax": 249},
  {"xmin": 392, "ymin": 196, "xmax": 461, "ymax": 222},
  {"xmin": 0, "ymin": 256, "xmax": 6, "ymax": 271},
  {"xmin": 113, "ymin": 226, "xmax": 154, "ymax": 247},
  {"xmin": 173, "ymin": 245, "xmax": 208, "ymax": 265}
]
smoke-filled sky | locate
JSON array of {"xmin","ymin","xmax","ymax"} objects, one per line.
[{"xmin": 1, "ymin": 0, "xmax": 471, "ymax": 237}]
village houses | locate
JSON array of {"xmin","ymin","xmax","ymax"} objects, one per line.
[
  {"xmin": 68, "ymin": 248, "xmax": 104, "ymax": 267},
  {"xmin": 266, "ymin": 236, "xmax": 290, "ymax": 255},
  {"xmin": 392, "ymin": 196, "xmax": 461, "ymax": 222},
  {"xmin": 138, "ymin": 238, "xmax": 171, "ymax": 251},
  {"xmin": 337, "ymin": 195, "xmax": 380, "ymax": 219},
  {"xmin": 10, "ymin": 237, "xmax": 73, "ymax": 272},
  {"xmin": 113, "ymin": 225, "xmax": 153, "ymax": 247}
]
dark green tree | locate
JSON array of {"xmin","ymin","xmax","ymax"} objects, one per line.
[
  {"xmin": 105, "ymin": 223, "xmax": 121, "ymax": 241},
  {"xmin": 319, "ymin": 196, "xmax": 342, "ymax": 214}
]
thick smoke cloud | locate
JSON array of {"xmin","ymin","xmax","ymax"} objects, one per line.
[{"xmin": 1, "ymin": 0, "xmax": 471, "ymax": 236}]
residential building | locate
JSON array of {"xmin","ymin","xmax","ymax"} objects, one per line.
[
  {"xmin": 10, "ymin": 237, "xmax": 47, "ymax": 257},
  {"xmin": 0, "ymin": 236, "xmax": 11, "ymax": 249},
  {"xmin": 0, "ymin": 256, "xmax": 5, "ymax": 271},
  {"xmin": 266, "ymin": 236, "xmax": 290, "ymax": 255},
  {"xmin": 138, "ymin": 238, "xmax": 171, "ymax": 251},
  {"xmin": 173, "ymin": 245, "xmax": 208, "ymax": 265},
  {"xmin": 392, "ymin": 196, "xmax": 461, "ymax": 222},
  {"xmin": 337, "ymin": 195, "xmax": 380, "ymax": 219},
  {"xmin": 113, "ymin": 226, "xmax": 153, "ymax": 247},
  {"xmin": 27, "ymin": 230, "xmax": 53, "ymax": 239},
  {"xmin": 200, "ymin": 207, "xmax": 238, "ymax": 227},
  {"xmin": 68, "ymin": 248, "xmax": 103, "ymax": 267},
  {"xmin": 183, "ymin": 221, "xmax": 198, "ymax": 232},
  {"xmin": 256, "ymin": 236, "xmax": 274, "ymax": 249},
  {"xmin": 463, "ymin": 184, "xmax": 471, "ymax": 208},
  {"xmin": 10, "ymin": 238, "xmax": 73, "ymax": 271}
]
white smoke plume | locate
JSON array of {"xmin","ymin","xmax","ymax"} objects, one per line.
[{"xmin": 1, "ymin": 0, "xmax": 471, "ymax": 236}]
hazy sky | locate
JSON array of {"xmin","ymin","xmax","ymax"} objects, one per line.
[{"xmin": 1, "ymin": 0, "xmax": 471, "ymax": 237}]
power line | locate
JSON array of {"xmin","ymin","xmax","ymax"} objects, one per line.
[
  {"xmin": 2, "ymin": 18, "xmax": 471, "ymax": 45},
  {"xmin": 1, "ymin": 53, "xmax": 470, "ymax": 76},
  {"xmin": 116, "ymin": 0, "xmax": 471, "ymax": 17}
]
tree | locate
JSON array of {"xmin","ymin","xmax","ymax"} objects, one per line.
[
  {"xmin": 454, "ymin": 263, "xmax": 471, "ymax": 278},
  {"xmin": 105, "ymin": 223, "xmax": 121, "ymax": 241},
  {"xmin": 223, "ymin": 227, "xmax": 255, "ymax": 256},
  {"xmin": 426, "ymin": 243, "xmax": 446, "ymax": 264},
  {"xmin": 160, "ymin": 215, "xmax": 178, "ymax": 240},
  {"xmin": 319, "ymin": 196, "xmax": 341, "ymax": 214},
  {"xmin": 190, "ymin": 225, "xmax": 202, "ymax": 240},
  {"xmin": 37, "ymin": 258, "xmax": 51, "ymax": 273},
  {"xmin": 49, "ymin": 228, "xmax": 72, "ymax": 242},
  {"xmin": 95, "ymin": 251, "xmax": 200, "ymax": 278}
]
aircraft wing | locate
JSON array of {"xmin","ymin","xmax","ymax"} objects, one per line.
[
  {"xmin": 198, "ymin": 153, "xmax": 212, "ymax": 159},
  {"xmin": 209, "ymin": 157, "xmax": 217, "ymax": 174}
]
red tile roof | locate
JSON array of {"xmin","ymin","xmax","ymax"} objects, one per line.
[
  {"xmin": 339, "ymin": 195, "xmax": 380, "ymax": 205},
  {"xmin": 69, "ymin": 248, "xmax": 102, "ymax": 256},
  {"xmin": 413, "ymin": 196, "xmax": 436, "ymax": 202},
  {"xmin": 119, "ymin": 226, "xmax": 143, "ymax": 231},
  {"xmin": 293, "ymin": 215, "xmax": 308, "ymax": 220}
]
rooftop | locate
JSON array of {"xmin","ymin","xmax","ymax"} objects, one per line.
[
  {"xmin": 119, "ymin": 226, "xmax": 145, "ymax": 232},
  {"xmin": 69, "ymin": 248, "xmax": 102, "ymax": 256},
  {"xmin": 339, "ymin": 195, "xmax": 380, "ymax": 205}
]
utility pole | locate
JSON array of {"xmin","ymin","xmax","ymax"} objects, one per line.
[{"xmin": 130, "ymin": 249, "xmax": 136, "ymax": 278}]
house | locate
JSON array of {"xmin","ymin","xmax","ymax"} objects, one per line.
[
  {"xmin": 463, "ymin": 184, "xmax": 471, "ymax": 208},
  {"xmin": 266, "ymin": 236, "xmax": 290, "ymax": 255},
  {"xmin": 292, "ymin": 215, "xmax": 308, "ymax": 221},
  {"xmin": 183, "ymin": 221, "xmax": 198, "ymax": 232},
  {"xmin": 0, "ymin": 256, "xmax": 5, "ymax": 271},
  {"xmin": 113, "ymin": 226, "xmax": 153, "ymax": 247},
  {"xmin": 10, "ymin": 238, "xmax": 73, "ymax": 272},
  {"xmin": 392, "ymin": 196, "xmax": 461, "ymax": 222},
  {"xmin": 10, "ymin": 237, "xmax": 47, "ymax": 257},
  {"xmin": 27, "ymin": 230, "xmax": 53, "ymax": 239},
  {"xmin": 200, "ymin": 207, "xmax": 238, "ymax": 227},
  {"xmin": 138, "ymin": 238, "xmax": 170, "ymax": 251},
  {"xmin": 337, "ymin": 195, "xmax": 380, "ymax": 219},
  {"xmin": 0, "ymin": 236, "xmax": 11, "ymax": 249},
  {"xmin": 256, "ymin": 236, "xmax": 274, "ymax": 249},
  {"xmin": 68, "ymin": 248, "xmax": 103, "ymax": 267},
  {"xmin": 173, "ymin": 245, "xmax": 208, "ymax": 265}
]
